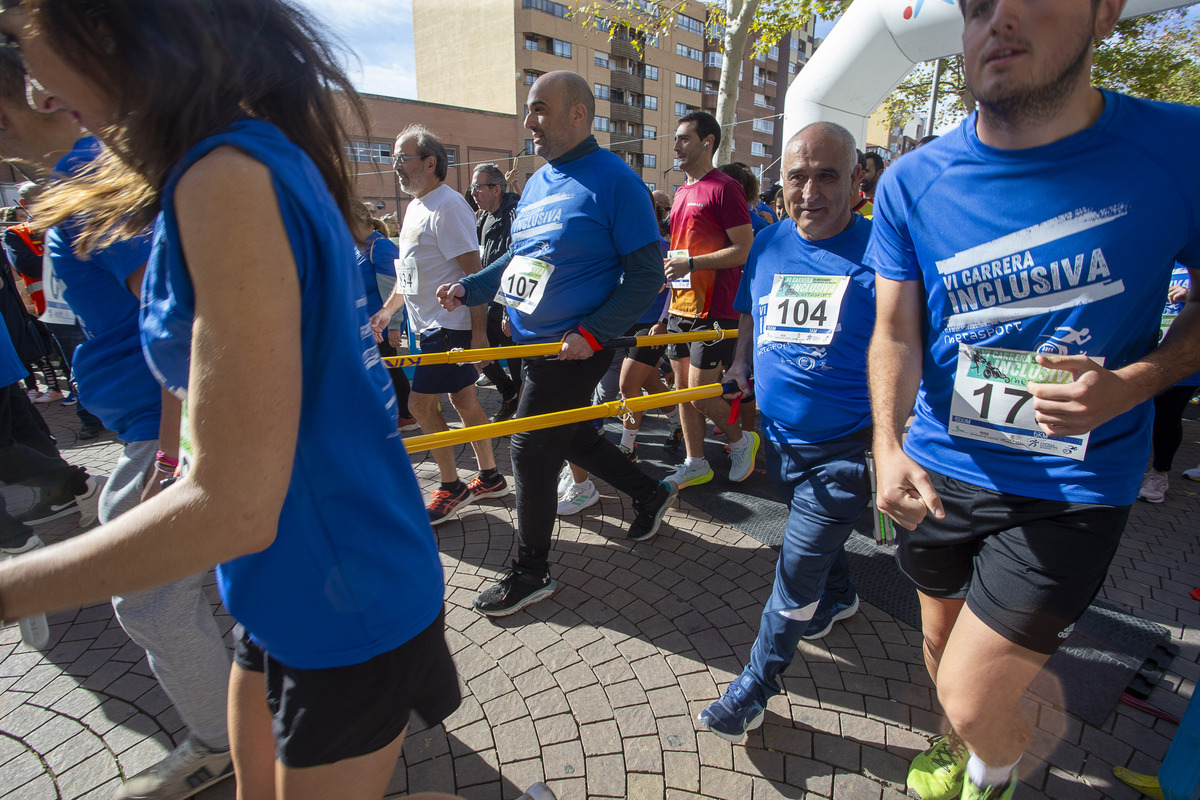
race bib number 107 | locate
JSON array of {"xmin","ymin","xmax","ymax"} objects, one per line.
[
  {"xmin": 497, "ymin": 256, "xmax": 554, "ymax": 313},
  {"xmin": 948, "ymin": 345, "xmax": 1097, "ymax": 461}
]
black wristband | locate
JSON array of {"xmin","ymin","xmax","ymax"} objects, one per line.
[{"xmin": 688, "ymin": 256, "xmax": 694, "ymax": 272}]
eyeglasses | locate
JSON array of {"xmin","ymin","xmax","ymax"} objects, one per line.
[
  {"xmin": 391, "ymin": 153, "xmax": 426, "ymax": 169},
  {"xmin": 469, "ymin": 183, "xmax": 498, "ymax": 192}
]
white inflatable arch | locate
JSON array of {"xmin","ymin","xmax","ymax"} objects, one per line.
[{"xmin": 783, "ymin": 0, "xmax": 1194, "ymax": 146}]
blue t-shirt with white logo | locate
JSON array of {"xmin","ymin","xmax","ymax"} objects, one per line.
[
  {"xmin": 734, "ymin": 215, "xmax": 875, "ymax": 445},
  {"xmin": 1163, "ymin": 265, "xmax": 1200, "ymax": 387},
  {"xmin": 46, "ymin": 137, "xmax": 160, "ymax": 443},
  {"xmin": 866, "ymin": 92, "xmax": 1200, "ymax": 505},
  {"xmin": 502, "ymin": 146, "xmax": 659, "ymax": 343},
  {"xmin": 140, "ymin": 119, "xmax": 443, "ymax": 669}
]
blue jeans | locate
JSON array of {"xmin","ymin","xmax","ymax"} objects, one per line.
[{"xmin": 745, "ymin": 431, "xmax": 871, "ymax": 700}]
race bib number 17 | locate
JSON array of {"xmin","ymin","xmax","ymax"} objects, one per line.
[{"xmin": 948, "ymin": 345, "xmax": 1097, "ymax": 461}]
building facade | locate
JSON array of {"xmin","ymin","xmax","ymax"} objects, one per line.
[
  {"xmin": 344, "ymin": 93, "xmax": 520, "ymax": 218},
  {"xmin": 412, "ymin": 0, "xmax": 819, "ymax": 194}
]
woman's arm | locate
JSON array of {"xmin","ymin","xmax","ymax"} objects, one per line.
[{"xmin": 0, "ymin": 147, "xmax": 301, "ymax": 621}]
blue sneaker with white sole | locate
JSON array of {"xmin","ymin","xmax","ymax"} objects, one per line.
[
  {"xmin": 802, "ymin": 592, "xmax": 859, "ymax": 640},
  {"xmin": 698, "ymin": 671, "xmax": 766, "ymax": 742}
]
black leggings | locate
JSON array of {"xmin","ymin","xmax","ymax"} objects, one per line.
[{"xmin": 1151, "ymin": 384, "xmax": 1199, "ymax": 472}]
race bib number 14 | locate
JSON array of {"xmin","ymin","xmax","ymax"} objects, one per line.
[{"xmin": 948, "ymin": 345, "xmax": 1097, "ymax": 461}]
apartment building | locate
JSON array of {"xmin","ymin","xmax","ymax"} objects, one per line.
[{"xmin": 412, "ymin": 0, "xmax": 819, "ymax": 194}]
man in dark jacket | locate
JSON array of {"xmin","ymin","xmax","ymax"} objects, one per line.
[{"xmin": 471, "ymin": 163, "xmax": 522, "ymax": 421}]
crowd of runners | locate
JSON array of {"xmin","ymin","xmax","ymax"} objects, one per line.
[{"xmin": 0, "ymin": 0, "xmax": 1196, "ymax": 799}]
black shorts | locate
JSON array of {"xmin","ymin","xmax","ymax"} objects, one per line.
[
  {"xmin": 897, "ymin": 469, "xmax": 1129, "ymax": 655},
  {"xmin": 233, "ymin": 610, "xmax": 461, "ymax": 768},
  {"xmin": 411, "ymin": 328, "xmax": 478, "ymax": 395},
  {"xmin": 666, "ymin": 314, "xmax": 738, "ymax": 370},
  {"xmin": 624, "ymin": 323, "xmax": 665, "ymax": 368}
]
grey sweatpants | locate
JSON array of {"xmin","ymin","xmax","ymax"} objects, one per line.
[{"xmin": 106, "ymin": 440, "xmax": 231, "ymax": 750}]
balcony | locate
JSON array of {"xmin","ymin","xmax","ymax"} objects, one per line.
[
  {"xmin": 610, "ymin": 137, "xmax": 643, "ymax": 154},
  {"xmin": 611, "ymin": 103, "xmax": 643, "ymax": 124},
  {"xmin": 610, "ymin": 69, "xmax": 643, "ymax": 93},
  {"xmin": 610, "ymin": 38, "xmax": 640, "ymax": 61}
]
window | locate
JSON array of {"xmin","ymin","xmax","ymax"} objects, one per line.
[
  {"xmin": 677, "ymin": 14, "xmax": 704, "ymax": 35},
  {"xmin": 675, "ymin": 73, "xmax": 701, "ymax": 92},
  {"xmin": 643, "ymin": 125, "xmax": 656, "ymax": 140},
  {"xmin": 754, "ymin": 93, "xmax": 769, "ymax": 108},
  {"xmin": 594, "ymin": 116, "xmax": 612, "ymax": 132},
  {"xmin": 446, "ymin": 149, "xmax": 457, "ymax": 167},
  {"xmin": 595, "ymin": 51, "xmax": 610, "ymax": 69},
  {"xmin": 730, "ymin": 139, "xmax": 735, "ymax": 152},
  {"xmin": 643, "ymin": 64, "xmax": 658, "ymax": 80},
  {"xmin": 524, "ymin": 70, "xmax": 541, "ymax": 86},
  {"xmin": 673, "ymin": 158, "xmax": 681, "ymax": 171},
  {"xmin": 525, "ymin": 36, "xmax": 540, "ymax": 51},
  {"xmin": 789, "ymin": 62, "xmax": 798, "ymax": 74},
  {"xmin": 524, "ymin": 139, "xmax": 535, "ymax": 155},
  {"xmin": 751, "ymin": 141, "xmax": 767, "ymax": 157},
  {"xmin": 767, "ymin": 45, "xmax": 779, "ymax": 61},
  {"xmin": 674, "ymin": 101, "xmax": 693, "ymax": 116},
  {"xmin": 523, "ymin": 0, "xmax": 569, "ymax": 17},
  {"xmin": 705, "ymin": 51, "xmax": 722, "ymax": 68},
  {"xmin": 644, "ymin": 154, "xmax": 656, "ymax": 168},
  {"xmin": 646, "ymin": 182, "xmax": 656, "ymax": 191},
  {"xmin": 553, "ymin": 39, "xmax": 572, "ymax": 58},
  {"xmin": 592, "ymin": 17, "xmax": 612, "ymax": 32},
  {"xmin": 642, "ymin": 95, "xmax": 658, "ymax": 110},
  {"xmin": 676, "ymin": 43, "xmax": 702, "ymax": 61},
  {"xmin": 595, "ymin": 84, "xmax": 610, "ymax": 100},
  {"xmin": 703, "ymin": 81, "xmax": 718, "ymax": 95},
  {"xmin": 752, "ymin": 118, "xmax": 774, "ymax": 134},
  {"xmin": 345, "ymin": 140, "xmax": 391, "ymax": 163}
]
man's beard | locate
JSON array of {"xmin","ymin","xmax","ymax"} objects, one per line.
[{"xmin": 973, "ymin": 28, "xmax": 1093, "ymax": 130}]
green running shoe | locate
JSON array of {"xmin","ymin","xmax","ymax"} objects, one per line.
[
  {"xmin": 908, "ymin": 732, "xmax": 970, "ymax": 800},
  {"xmin": 960, "ymin": 769, "xmax": 1016, "ymax": 800}
]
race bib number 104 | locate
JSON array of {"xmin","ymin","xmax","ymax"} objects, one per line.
[
  {"xmin": 761, "ymin": 274, "xmax": 848, "ymax": 346},
  {"xmin": 948, "ymin": 345, "xmax": 1099, "ymax": 461}
]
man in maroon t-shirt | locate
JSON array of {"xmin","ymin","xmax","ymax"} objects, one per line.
[{"xmin": 662, "ymin": 111, "xmax": 757, "ymax": 489}]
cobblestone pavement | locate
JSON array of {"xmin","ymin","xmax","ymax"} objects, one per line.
[{"xmin": 1, "ymin": 393, "xmax": 1197, "ymax": 799}]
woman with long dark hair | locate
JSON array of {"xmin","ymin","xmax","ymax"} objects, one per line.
[{"xmin": 0, "ymin": 2, "xmax": 468, "ymax": 797}]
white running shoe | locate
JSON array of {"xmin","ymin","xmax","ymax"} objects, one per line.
[
  {"xmin": 1138, "ymin": 469, "xmax": 1168, "ymax": 503},
  {"xmin": 557, "ymin": 464, "xmax": 574, "ymax": 495},
  {"xmin": 728, "ymin": 431, "xmax": 760, "ymax": 483},
  {"xmin": 33, "ymin": 390, "xmax": 64, "ymax": 404},
  {"xmin": 666, "ymin": 460, "xmax": 714, "ymax": 489},
  {"xmin": 557, "ymin": 480, "xmax": 599, "ymax": 515},
  {"xmin": 76, "ymin": 475, "xmax": 107, "ymax": 528},
  {"xmin": 114, "ymin": 735, "xmax": 233, "ymax": 800},
  {"xmin": 1183, "ymin": 464, "xmax": 1200, "ymax": 482}
]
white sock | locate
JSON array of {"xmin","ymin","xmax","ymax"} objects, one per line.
[
  {"xmin": 730, "ymin": 431, "xmax": 752, "ymax": 451},
  {"xmin": 966, "ymin": 753, "xmax": 1019, "ymax": 788},
  {"xmin": 620, "ymin": 427, "xmax": 638, "ymax": 449},
  {"xmin": 684, "ymin": 456, "xmax": 708, "ymax": 470},
  {"xmin": 665, "ymin": 407, "xmax": 680, "ymax": 423}
]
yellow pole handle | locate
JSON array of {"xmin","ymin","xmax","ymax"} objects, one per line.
[
  {"xmin": 382, "ymin": 328, "xmax": 737, "ymax": 369},
  {"xmin": 404, "ymin": 382, "xmax": 732, "ymax": 453}
]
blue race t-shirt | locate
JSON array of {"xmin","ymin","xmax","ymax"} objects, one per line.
[
  {"xmin": 866, "ymin": 91, "xmax": 1200, "ymax": 505},
  {"xmin": 1162, "ymin": 264, "xmax": 1200, "ymax": 387},
  {"xmin": 734, "ymin": 215, "xmax": 874, "ymax": 445},
  {"xmin": 140, "ymin": 119, "xmax": 444, "ymax": 669},
  {"xmin": 46, "ymin": 136, "xmax": 160, "ymax": 443},
  {"xmin": 501, "ymin": 146, "xmax": 659, "ymax": 343},
  {"xmin": 355, "ymin": 231, "xmax": 397, "ymax": 318}
]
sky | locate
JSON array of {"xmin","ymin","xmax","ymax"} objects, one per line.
[{"xmin": 295, "ymin": 0, "xmax": 419, "ymax": 99}]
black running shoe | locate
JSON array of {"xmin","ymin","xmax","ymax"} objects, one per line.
[
  {"xmin": 474, "ymin": 566, "xmax": 557, "ymax": 617},
  {"xmin": 628, "ymin": 481, "xmax": 677, "ymax": 542}
]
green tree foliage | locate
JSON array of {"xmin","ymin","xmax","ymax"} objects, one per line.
[
  {"xmin": 883, "ymin": 8, "xmax": 1200, "ymax": 130},
  {"xmin": 570, "ymin": 1, "xmax": 848, "ymax": 166}
]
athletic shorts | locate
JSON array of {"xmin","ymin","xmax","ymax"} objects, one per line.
[
  {"xmin": 232, "ymin": 610, "xmax": 461, "ymax": 768},
  {"xmin": 625, "ymin": 323, "xmax": 665, "ymax": 368},
  {"xmin": 411, "ymin": 328, "xmax": 478, "ymax": 395},
  {"xmin": 666, "ymin": 314, "xmax": 738, "ymax": 370},
  {"xmin": 896, "ymin": 469, "xmax": 1129, "ymax": 655}
]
